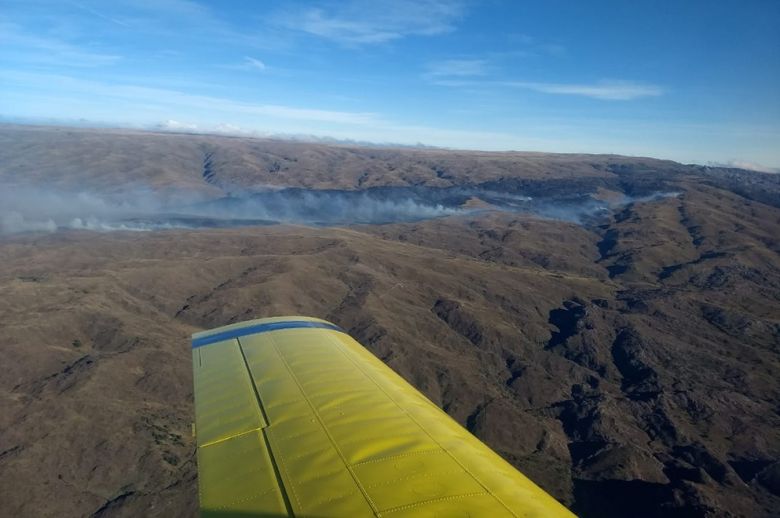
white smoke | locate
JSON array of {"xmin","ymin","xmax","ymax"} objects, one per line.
[
  {"xmin": 706, "ymin": 160, "xmax": 779, "ymax": 174},
  {"xmin": 0, "ymin": 185, "xmax": 681, "ymax": 236},
  {"xmin": 1, "ymin": 212, "xmax": 57, "ymax": 234},
  {"xmin": 0, "ymin": 187, "xmax": 186, "ymax": 235},
  {"xmin": 0, "ymin": 186, "xmax": 463, "ymax": 235}
]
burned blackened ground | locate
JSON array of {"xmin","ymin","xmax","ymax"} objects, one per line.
[
  {"xmin": 184, "ymin": 183, "xmax": 639, "ymax": 226},
  {"xmin": 0, "ymin": 179, "xmax": 679, "ymax": 234}
]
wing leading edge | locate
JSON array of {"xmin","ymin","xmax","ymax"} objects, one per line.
[{"xmin": 192, "ymin": 316, "xmax": 575, "ymax": 517}]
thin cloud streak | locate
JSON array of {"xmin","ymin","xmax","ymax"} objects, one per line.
[
  {"xmin": 243, "ymin": 57, "xmax": 267, "ymax": 70},
  {"xmin": 70, "ymin": 2, "xmax": 131, "ymax": 27},
  {"xmin": 424, "ymin": 59, "xmax": 488, "ymax": 79},
  {"xmin": 220, "ymin": 57, "xmax": 271, "ymax": 73},
  {"xmin": 277, "ymin": 0, "xmax": 465, "ymax": 44},
  {"xmin": 434, "ymin": 78, "xmax": 664, "ymax": 100},
  {"xmin": 507, "ymin": 80, "xmax": 664, "ymax": 100},
  {"xmin": 63, "ymin": 1, "xmax": 292, "ymax": 52},
  {"xmin": 0, "ymin": 22, "xmax": 121, "ymax": 67},
  {"xmin": 0, "ymin": 70, "xmax": 378, "ymax": 125}
]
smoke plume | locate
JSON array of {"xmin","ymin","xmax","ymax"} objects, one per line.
[{"xmin": 0, "ymin": 185, "xmax": 679, "ymax": 236}]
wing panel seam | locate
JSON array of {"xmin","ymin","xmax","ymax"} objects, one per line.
[
  {"xmin": 200, "ymin": 426, "xmax": 263, "ymax": 448},
  {"xmin": 351, "ymin": 448, "xmax": 443, "ymax": 466},
  {"xmin": 236, "ymin": 337, "xmax": 295, "ymax": 517},
  {"xmin": 324, "ymin": 332, "xmax": 519, "ymax": 518},
  {"xmin": 378, "ymin": 491, "xmax": 488, "ymax": 516},
  {"xmin": 266, "ymin": 427, "xmax": 305, "ymax": 514},
  {"xmin": 267, "ymin": 333, "xmax": 380, "ymax": 516},
  {"xmin": 210, "ymin": 483, "xmax": 281, "ymax": 510}
]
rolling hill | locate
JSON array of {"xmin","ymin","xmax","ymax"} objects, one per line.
[{"xmin": 0, "ymin": 125, "xmax": 778, "ymax": 517}]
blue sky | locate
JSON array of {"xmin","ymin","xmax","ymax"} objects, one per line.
[{"xmin": 1, "ymin": 0, "xmax": 779, "ymax": 169}]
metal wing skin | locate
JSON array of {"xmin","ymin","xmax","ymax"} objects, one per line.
[{"xmin": 192, "ymin": 316, "xmax": 576, "ymax": 517}]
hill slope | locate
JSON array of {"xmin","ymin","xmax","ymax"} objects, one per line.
[{"xmin": 0, "ymin": 125, "xmax": 778, "ymax": 517}]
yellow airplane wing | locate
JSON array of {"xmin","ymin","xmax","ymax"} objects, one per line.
[{"xmin": 191, "ymin": 316, "xmax": 575, "ymax": 517}]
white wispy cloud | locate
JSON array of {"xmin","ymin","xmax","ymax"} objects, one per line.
[
  {"xmin": 106, "ymin": 0, "xmax": 215, "ymax": 23},
  {"xmin": 243, "ymin": 56, "xmax": 267, "ymax": 70},
  {"xmin": 71, "ymin": 2, "xmax": 131, "ymax": 27},
  {"xmin": 0, "ymin": 22, "xmax": 121, "ymax": 67},
  {"xmin": 278, "ymin": 0, "xmax": 465, "ymax": 44},
  {"xmin": 506, "ymin": 80, "xmax": 664, "ymax": 100},
  {"xmin": 66, "ymin": 1, "xmax": 290, "ymax": 52},
  {"xmin": 504, "ymin": 34, "xmax": 566, "ymax": 57},
  {"xmin": 434, "ymin": 78, "xmax": 663, "ymax": 100},
  {"xmin": 0, "ymin": 70, "xmax": 378, "ymax": 125},
  {"xmin": 156, "ymin": 119, "xmax": 200, "ymax": 132},
  {"xmin": 424, "ymin": 59, "xmax": 488, "ymax": 79},
  {"xmin": 538, "ymin": 43, "xmax": 566, "ymax": 57}
]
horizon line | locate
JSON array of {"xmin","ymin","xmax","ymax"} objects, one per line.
[{"xmin": 1, "ymin": 116, "xmax": 778, "ymax": 174}]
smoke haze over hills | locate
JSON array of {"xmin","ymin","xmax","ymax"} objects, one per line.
[{"xmin": 0, "ymin": 185, "xmax": 681, "ymax": 235}]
